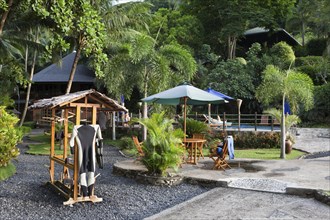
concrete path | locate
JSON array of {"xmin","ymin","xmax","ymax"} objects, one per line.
[
  {"xmin": 145, "ymin": 187, "xmax": 330, "ymax": 220},
  {"xmin": 129, "ymin": 128, "xmax": 330, "ymax": 219},
  {"xmin": 294, "ymin": 128, "xmax": 330, "ymax": 153}
]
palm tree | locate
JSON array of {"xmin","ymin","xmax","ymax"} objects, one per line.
[
  {"xmin": 19, "ymin": 25, "xmax": 49, "ymax": 126},
  {"xmin": 103, "ymin": 31, "xmax": 197, "ymax": 140},
  {"xmin": 256, "ymin": 65, "xmax": 314, "ymax": 159}
]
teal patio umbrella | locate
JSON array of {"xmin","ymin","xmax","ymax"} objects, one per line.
[{"xmin": 141, "ymin": 83, "xmax": 226, "ymax": 140}]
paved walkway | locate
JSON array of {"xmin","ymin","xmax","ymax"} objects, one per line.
[{"xmin": 114, "ymin": 128, "xmax": 330, "ymax": 219}]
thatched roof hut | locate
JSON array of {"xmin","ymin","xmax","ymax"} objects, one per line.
[{"xmin": 29, "ymin": 89, "xmax": 127, "ymax": 112}]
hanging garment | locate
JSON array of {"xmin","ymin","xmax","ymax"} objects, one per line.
[
  {"xmin": 70, "ymin": 124, "xmax": 103, "ymax": 197},
  {"xmin": 227, "ymin": 135, "xmax": 234, "ymax": 159}
]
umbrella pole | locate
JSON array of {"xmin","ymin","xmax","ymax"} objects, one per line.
[
  {"xmin": 183, "ymin": 97, "xmax": 187, "ymax": 141},
  {"xmin": 208, "ymin": 104, "xmax": 211, "ymax": 125}
]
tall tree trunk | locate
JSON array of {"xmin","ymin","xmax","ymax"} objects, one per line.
[
  {"xmin": 280, "ymin": 94, "xmax": 286, "ymax": 159},
  {"xmin": 301, "ymin": 21, "xmax": 305, "ymax": 46},
  {"xmin": 0, "ymin": 0, "xmax": 13, "ymax": 35},
  {"xmin": 227, "ymin": 35, "xmax": 237, "ymax": 60},
  {"xmin": 19, "ymin": 28, "xmax": 39, "ymax": 127},
  {"xmin": 227, "ymin": 37, "xmax": 232, "ymax": 59},
  {"xmin": 65, "ymin": 44, "xmax": 82, "ymax": 94}
]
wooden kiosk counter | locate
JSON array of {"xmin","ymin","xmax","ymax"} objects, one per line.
[{"xmin": 28, "ymin": 89, "xmax": 127, "ymax": 205}]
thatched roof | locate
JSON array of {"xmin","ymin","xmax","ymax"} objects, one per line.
[{"xmin": 28, "ymin": 89, "xmax": 127, "ymax": 112}]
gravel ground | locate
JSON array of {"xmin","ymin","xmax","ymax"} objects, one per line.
[{"xmin": 0, "ymin": 144, "xmax": 210, "ymax": 220}]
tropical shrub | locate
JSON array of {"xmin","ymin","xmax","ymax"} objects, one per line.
[
  {"xmin": 0, "ymin": 106, "xmax": 22, "ymax": 167},
  {"xmin": 265, "ymin": 108, "xmax": 301, "ymax": 131},
  {"xmin": 178, "ymin": 117, "xmax": 208, "ymax": 138},
  {"xmin": 136, "ymin": 112, "xmax": 184, "ymax": 176},
  {"xmin": 118, "ymin": 136, "xmax": 135, "ymax": 150}
]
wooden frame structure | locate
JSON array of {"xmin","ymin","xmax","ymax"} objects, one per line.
[{"xmin": 28, "ymin": 89, "xmax": 127, "ymax": 205}]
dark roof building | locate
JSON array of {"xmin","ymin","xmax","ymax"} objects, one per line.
[
  {"xmin": 31, "ymin": 52, "xmax": 96, "ymax": 100},
  {"xmin": 239, "ymin": 27, "xmax": 300, "ymax": 49},
  {"xmin": 33, "ymin": 52, "xmax": 95, "ymax": 83}
]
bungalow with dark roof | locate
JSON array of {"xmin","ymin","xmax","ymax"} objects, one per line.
[
  {"xmin": 239, "ymin": 27, "xmax": 301, "ymax": 49},
  {"xmin": 31, "ymin": 51, "xmax": 96, "ymax": 100}
]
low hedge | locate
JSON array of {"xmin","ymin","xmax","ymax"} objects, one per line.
[
  {"xmin": 233, "ymin": 131, "xmax": 280, "ymax": 149},
  {"xmin": 210, "ymin": 130, "xmax": 280, "ymax": 149}
]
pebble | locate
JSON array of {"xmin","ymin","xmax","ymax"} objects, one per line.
[{"xmin": 0, "ymin": 144, "xmax": 209, "ymax": 220}]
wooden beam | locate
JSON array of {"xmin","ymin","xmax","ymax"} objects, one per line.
[
  {"xmin": 69, "ymin": 103, "xmax": 102, "ymax": 108},
  {"xmin": 51, "ymin": 156, "xmax": 74, "ymax": 170}
]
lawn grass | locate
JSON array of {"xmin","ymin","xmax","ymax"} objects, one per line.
[
  {"xmin": 27, "ymin": 143, "xmax": 67, "ymax": 155},
  {"xmin": 27, "ymin": 134, "xmax": 69, "ymax": 155},
  {"xmin": 202, "ymin": 147, "xmax": 304, "ymax": 160},
  {"xmin": 234, "ymin": 148, "xmax": 305, "ymax": 160},
  {"xmin": 0, "ymin": 162, "xmax": 16, "ymax": 181},
  {"xmin": 29, "ymin": 134, "xmax": 51, "ymax": 143}
]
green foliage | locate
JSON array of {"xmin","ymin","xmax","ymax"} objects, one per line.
[
  {"xmin": 306, "ymin": 38, "xmax": 327, "ymax": 56},
  {"xmin": 149, "ymin": 8, "xmax": 203, "ymax": 52},
  {"xmin": 178, "ymin": 117, "xmax": 208, "ymax": 138},
  {"xmin": 207, "ymin": 58, "xmax": 254, "ymax": 99},
  {"xmin": 0, "ymin": 106, "xmax": 21, "ymax": 167},
  {"xmin": 301, "ymin": 83, "xmax": 330, "ymax": 123},
  {"xmin": 265, "ymin": 108, "xmax": 300, "ymax": 143},
  {"xmin": 233, "ymin": 132, "xmax": 281, "ymax": 149},
  {"xmin": 295, "ymin": 56, "xmax": 330, "ymax": 85},
  {"xmin": 246, "ymin": 43, "xmax": 268, "ymax": 88},
  {"xmin": 0, "ymin": 58, "xmax": 26, "ymax": 103},
  {"xmin": 235, "ymin": 148, "xmax": 305, "ymax": 160},
  {"xmin": 256, "ymin": 65, "xmax": 314, "ymax": 113},
  {"xmin": 103, "ymin": 31, "xmax": 196, "ymax": 100},
  {"xmin": 0, "ymin": 0, "xmax": 8, "ymax": 10},
  {"xmin": 31, "ymin": 0, "xmax": 107, "ymax": 77},
  {"xmin": 26, "ymin": 134, "xmax": 67, "ymax": 155},
  {"xmin": 118, "ymin": 136, "xmax": 134, "ymax": 150},
  {"xmin": 269, "ymin": 42, "xmax": 295, "ymax": 70},
  {"xmin": 0, "ymin": 162, "xmax": 16, "ymax": 181},
  {"xmin": 265, "ymin": 108, "xmax": 301, "ymax": 131},
  {"xmin": 181, "ymin": 0, "xmax": 295, "ymax": 58},
  {"xmin": 27, "ymin": 143, "xmax": 67, "ymax": 155},
  {"xmin": 19, "ymin": 126, "xmax": 32, "ymax": 136},
  {"xmin": 55, "ymin": 121, "xmax": 74, "ymax": 133},
  {"xmin": 136, "ymin": 112, "xmax": 184, "ymax": 176}
]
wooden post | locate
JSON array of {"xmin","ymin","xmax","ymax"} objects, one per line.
[
  {"xmin": 254, "ymin": 112, "xmax": 257, "ymax": 131},
  {"xmin": 50, "ymin": 109, "xmax": 55, "ymax": 183},
  {"xmin": 223, "ymin": 112, "xmax": 226, "ymax": 132},
  {"xmin": 62, "ymin": 109, "xmax": 69, "ymax": 178},
  {"xmin": 92, "ymin": 106, "xmax": 97, "ymax": 125},
  {"xmin": 73, "ymin": 106, "xmax": 81, "ymax": 200},
  {"xmin": 112, "ymin": 112, "xmax": 116, "ymax": 140},
  {"xmin": 63, "ymin": 109, "xmax": 68, "ymax": 159}
]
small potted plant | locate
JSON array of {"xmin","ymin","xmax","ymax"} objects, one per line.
[{"xmin": 135, "ymin": 112, "xmax": 185, "ymax": 185}]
